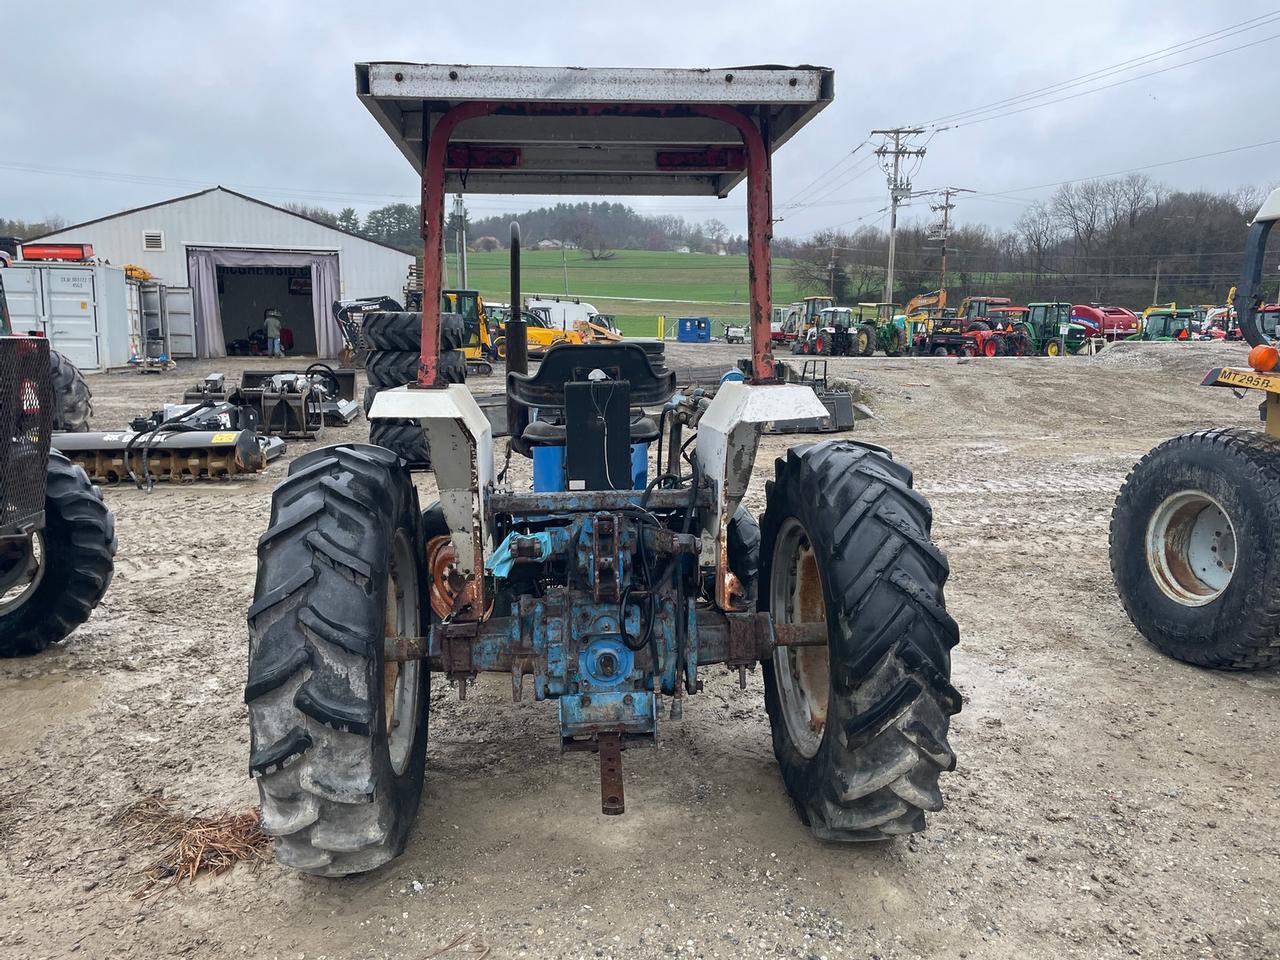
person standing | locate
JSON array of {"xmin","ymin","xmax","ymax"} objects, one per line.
[{"xmin": 264, "ymin": 308, "xmax": 284, "ymax": 357}]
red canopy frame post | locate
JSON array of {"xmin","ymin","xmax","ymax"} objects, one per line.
[{"xmin": 417, "ymin": 102, "xmax": 778, "ymax": 387}]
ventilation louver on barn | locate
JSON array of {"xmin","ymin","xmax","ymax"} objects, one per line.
[{"xmin": 142, "ymin": 230, "xmax": 165, "ymax": 251}]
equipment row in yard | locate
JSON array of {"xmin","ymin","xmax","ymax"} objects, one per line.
[{"xmin": 774, "ymin": 293, "xmax": 1252, "ymax": 358}]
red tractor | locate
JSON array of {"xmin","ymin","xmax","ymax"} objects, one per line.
[{"xmin": 0, "ymin": 271, "xmax": 116, "ymax": 656}]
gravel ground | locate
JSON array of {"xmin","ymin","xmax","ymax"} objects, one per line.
[{"xmin": 2, "ymin": 339, "xmax": 1278, "ymax": 960}]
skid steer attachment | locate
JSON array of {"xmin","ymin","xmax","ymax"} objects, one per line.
[{"xmin": 246, "ymin": 62, "xmax": 959, "ymax": 876}]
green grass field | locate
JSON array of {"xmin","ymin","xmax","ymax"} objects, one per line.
[{"xmin": 444, "ymin": 249, "xmax": 806, "ymax": 336}]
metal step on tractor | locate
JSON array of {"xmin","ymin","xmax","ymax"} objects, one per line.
[
  {"xmin": 1110, "ymin": 187, "xmax": 1280, "ymax": 670},
  {"xmin": 244, "ymin": 63, "xmax": 961, "ymax": 876},
  {"xmin": 0, "ymin": 271, "xmax": 117, "ymax": 657}
]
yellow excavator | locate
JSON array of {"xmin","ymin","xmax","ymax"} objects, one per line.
[
  {"xmin": 903, "ymin": 289, "xmax": 947, "ymax": 343},
  {"xmin": 442, "ymin": 289, "xmax": 500, "ymax": 373}
]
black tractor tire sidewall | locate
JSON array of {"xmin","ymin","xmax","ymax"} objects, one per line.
[
  {"xmin": 246, "ymin": 444, "xmax": 429, "ymax": 874},
  {"xmin": 759, "ymin": 441, "xmax": 959, "ymax": 839},
  {"xmin": 1110, "ymin": 429, "xmax": 1280, "ymax": 668},
  {"xmin": 0, "ymin": 452, "xmax": 115, "ymax": 656},
  {"xmin": 49, "ymin": 350, "xmax": 93, "ymax": 432}
]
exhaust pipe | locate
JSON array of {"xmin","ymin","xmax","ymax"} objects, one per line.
[{"xmin": 507, "ymin": 221, "xmax": 529, "ymax": 451}]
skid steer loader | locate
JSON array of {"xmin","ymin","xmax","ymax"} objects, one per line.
[
  {"xmin": 245, "ymin": 62, "xmax": 960, "ymax": 876},
  {"xmin": 1110, "ymin": 187, "xmax": 1280, "ymax": 669}
]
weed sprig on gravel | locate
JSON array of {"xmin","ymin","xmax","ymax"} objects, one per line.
[{"xmin": 113, "ymin": 793, "xmax": 270, "ymax": 897}]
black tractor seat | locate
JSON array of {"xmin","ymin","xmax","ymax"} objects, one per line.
[
  {"xmin": 521, "ymin": 413, "xmax": 659, "ymax": 446},
  {"xmin": 507, "ymin": 342, "xmax": 676, "ymax": 412}
]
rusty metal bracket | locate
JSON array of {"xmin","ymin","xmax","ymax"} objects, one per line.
[
  {"xmin": 440, "ymin": 621, "xmax": 478, "ymax": 695},
  {"xmin": 384, "ymin": 636, "xmax": 430, "ymax": 662},
  {"xmin": 597, "ymin": 733, "xmax": 625, "ymax": 815},
  {"xmin": 591, "ymin": 512, "xmax": 620, "ymax": 602}
]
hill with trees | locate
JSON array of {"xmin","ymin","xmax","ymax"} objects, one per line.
[{"xmin": 784, "ymin": 175, "xmax": 1273, "ymax": 308}]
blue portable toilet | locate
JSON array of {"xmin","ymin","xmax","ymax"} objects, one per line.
[{"xmin": 677, "ymin": 316, "xmax": 712, "ymax": 343}]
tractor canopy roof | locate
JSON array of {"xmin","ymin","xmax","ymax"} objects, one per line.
[{"xmin": 356, "ymin": 62, "xmax": 834, "ymax": 196}]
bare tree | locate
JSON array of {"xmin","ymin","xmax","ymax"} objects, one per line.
[
  {"xmin": 1015, "ymin": 202, "xmax": 1059, "ymax": 271},
  {"xmin": 1051, "ymin": 181, "xmax": 1106, "ymax": 258}
]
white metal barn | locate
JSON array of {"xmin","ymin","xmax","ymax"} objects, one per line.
[{"xmin": 34, "ymin": 187, "xmax": 413, "ymax": 358}]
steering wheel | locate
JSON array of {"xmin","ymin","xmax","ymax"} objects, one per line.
[{"xmin": 305, "ymin": 362, "xmax": 341, "ymax": 400}]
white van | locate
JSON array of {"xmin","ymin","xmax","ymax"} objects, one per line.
[{"xmin": 526, "ymin": 296, "xmax": 600, "ymax": 332}]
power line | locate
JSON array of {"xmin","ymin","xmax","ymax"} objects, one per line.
[
  {"xmin": 777, "ymin": 140, "xmax": 871, "ymax": 209},
  {"xmin": 937, "ymin": 29, "xmax": 1280, "ymax": 130},
  {"xmin": 972, "ymin": 135, "xmax": 1280, "ymax": 199},
  {"xmin": 781, "ymin": 156, "xmax": 883, "ymax": 211},
  {"xmin": 918, "ymin": 9, "xmax": 1280, "ymax": 127}
]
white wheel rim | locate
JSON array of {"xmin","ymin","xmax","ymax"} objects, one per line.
[
  {"xmin": 769, "ymin": 517, "xmax": 830, "ymax": 759},
  {"xmin": 385, "ymin": 528, "xmax": 421, "ymax": 774},
  {"xmin": 0, "ymin": 532, "xmax": 45, "ymax": 615},
  {"xmin": 1145, "ymin": 490, "xmax": 1237, "ymax": 606}
]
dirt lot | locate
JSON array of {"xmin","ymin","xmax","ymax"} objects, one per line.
[{"xmin": 2, "ymin": 340, "xmax": 1278, "ymax": 960}]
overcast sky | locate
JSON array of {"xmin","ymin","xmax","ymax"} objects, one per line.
[{"xmin": 5, "ymin": 0, "xmax": 1277, "ymax": 239}]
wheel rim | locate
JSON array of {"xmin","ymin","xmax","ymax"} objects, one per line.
[
  {"xmin": 0, "ymin": 533, "xmax": 44, "ymax": 615},
  {"xmin": 984, "ymin": 340, "xmax": 997, "ymax": 357},
  {"xmin": 384, "ymin": 528, "xmax": 421, "ymax": 775},
  {"xmin": 1146, "ymin": 490, "xmax": 1237, "ymax": 607},
  {"xmin": 769, "ymin": 517, "xmax": 830, "ymax": 759},
  {"xmin": 1047, "ymin": 341, "xmax": 1060, "ymax": 356},
  {"xmin": 856, "ymin": 332, "xmax": 868, "ymax": 352}
]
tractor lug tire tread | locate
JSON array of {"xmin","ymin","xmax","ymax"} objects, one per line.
[
  {"xmin": 0, "ymin": 452, "xmax": 116, "ymax": 657},
  {"xmin": 1109, "ymin": 427, "xmax": 1280, "ymax": 670},
  {"xmin": 759, "ymin": 440, "xmax": 960, "ymax": 841},
  {"xmin": 246, "ymin": 443, "xmax": 428, "ymax": 876}
]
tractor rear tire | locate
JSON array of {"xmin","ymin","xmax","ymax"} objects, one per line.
[
  {"xmin": 369, "ymin": 419, "xmax": 431, "ymax": 468},
  {"xmin": 969, "ymin": 321, "xmax": 990, "ymax": 332},
  {"xmin": 246, "ymin": 444, "xmax": 429, "ymax": 875},
  {"xmin": 367, "ymin": 349, "xmax": 466, "ymax": 389},
  {"xmin": 361, "ymin": 312, "xmax": 465, "ymax": 352},
  {"xmin": 50, "ymin": 350, "xmax": 93, "ymax": 432},
  {"xmin": 0, "ymin": 452, "xmax": 115, "ymax": 657},
  {"xmin": 1110, "ymin": 429, "xmax": 1280, "ymax": 669},
  {"xmin": 759, "ymin": 441, "xmax": 960, "ymax": 840},
  {"xmin": 858, "ymin": 324, "xmax": 877, "ymax": 357},
  {"xmin": 884, "ymin": 327, "xmax": 904, "ymax": 357}
]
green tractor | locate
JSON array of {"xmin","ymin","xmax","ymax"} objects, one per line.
[
  {"xmin": 1133, "ymin": 308, "xmax": 1197, "ymax": 341},
  {"xmin": 855, "ymin": 302, "xmax": 905, "ymax": 356},
  {"xmin": 1015, "ymin": 302, "xmax": 1093, "ymax": 356}
]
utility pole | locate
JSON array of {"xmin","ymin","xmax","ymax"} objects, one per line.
[
  {"xmin": 828, "ymin": 245, "xmax": 837, "ymax": 298},
  {"xmin": 927, "ymin": 186, "xmax": 973, "ymax": 297},
  {"xmin": 453, "ymin": 194, "xmax": 468, "ymax": 289},
  {"xmin": 562, "ymin": 245, "xmax": 569, "ymax": 294},
  {"xmin": 872, "ymin": 127, "xmax": 927, "ymax": 304},
  {"xmin": 1153, "ymin": 259, "xmax": 1161, "ymax": 304}
]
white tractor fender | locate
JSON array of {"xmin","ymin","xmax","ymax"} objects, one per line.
[
  {"xmin": 694, "ymin": 381, "xmax": 829, "ymax": 609},
  {"xmin": 369, "ymin": 385, "xmax": 493, "ymax": 611}
]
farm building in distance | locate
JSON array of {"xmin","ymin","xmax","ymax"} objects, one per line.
[{"xmin": 32, "ymin": 187, "xmax": 412, "ymax": 358}]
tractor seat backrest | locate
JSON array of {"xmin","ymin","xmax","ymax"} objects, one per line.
[{"xmin": 507, "ymin": 342, "xmax": 676, "ymax": 411}]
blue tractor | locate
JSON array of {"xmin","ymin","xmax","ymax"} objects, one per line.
[{"xmin": 245, "ymin": 62, "xmax": 960, "ymax": 875}]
